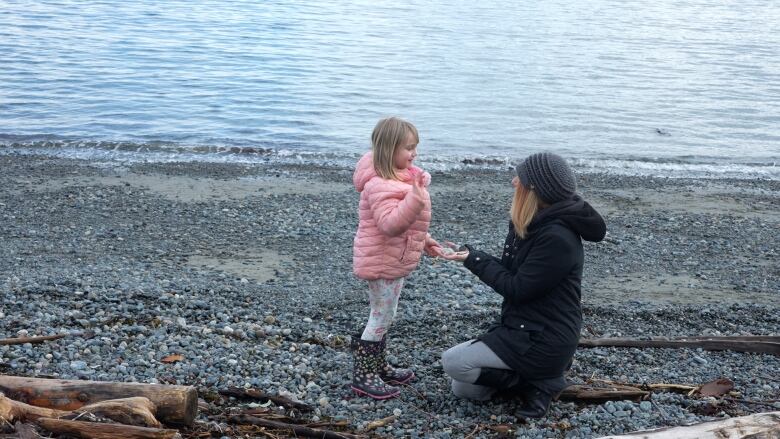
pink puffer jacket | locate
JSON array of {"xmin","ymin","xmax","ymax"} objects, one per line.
[{"xmin": 353, "ymin": 152, "xmax": 436, "ymax": 280}]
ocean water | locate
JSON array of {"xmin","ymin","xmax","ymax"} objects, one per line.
[{"xmin": 1, "ymin": 0, "xmax": 779, "ymax": 178}]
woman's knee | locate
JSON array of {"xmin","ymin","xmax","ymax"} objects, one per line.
[
  {"xmin": 440, "ymin": 346, "xmax": 459, "ymax": 375},
  {"xmin": 441, "ymin": 345, "xmax": 475, "ymax": 382}
]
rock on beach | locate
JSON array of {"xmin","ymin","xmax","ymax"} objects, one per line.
[{"xmin": 0, "ymin": 153, "xmax": 778, "ymax": 438}]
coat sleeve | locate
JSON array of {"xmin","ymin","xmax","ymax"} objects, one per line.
[
  {"xmin": 366, "ymin": 185, "xmax": 425, "ymax": 237},
  {"xmin": 463, "ymin": 233, "xmax": 577, "ymax": 303}
]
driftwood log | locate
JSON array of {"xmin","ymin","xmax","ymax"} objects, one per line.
[
  {"xmin": 0, "ymin": 394, "xmax": 68, "ymax": 422},
  {"xmin": 673, "ymin": 335, "xmax": 779, "ymax": 342},
  {"xmin": 559, "ymin": 384, "xmax": 649, "ymax": 401},
  {"xmin": 229, "ymin": 414, "xmax": 363, "ymax": 439},
  {"xmin": 597, "ymin": 410, "xmax": 780, "ymax": 438},
  {"xmin": 0, "ymin": 376, "xmax": 197, "ymax": 426},
  {"xmin": 0, "ymin": 393, "xmax": 183, "ymax": 438},
  {"xmin": 364, "ymin": 415, "xmax": 397, "ymax": 432},
  {"xmin": 579, "ymin": 335, "xmax": 780, "ymax": 356},
  {"xmin": 74, "ymin": 397, "xmax": 161, "ymax": 427},
  {"xmin": 36, "ymin": 418, "xmax": 182, "ymax": 439},
  {"xmin": 219, "ymin": 387, "xmax": 312, "ymax": 412},
  {"xmin": 0, "ymin": 394, "xmax": 162, "ymax": 426},
  {"xmin": 0, "ymin": 334, "xmax": 71, "ymax": 346},
  {"xmin": 588, "ymin": 377, "xmax": 737, "ymax": 397}
]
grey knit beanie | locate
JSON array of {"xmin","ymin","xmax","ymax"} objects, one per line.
[{"xmin": 515, "ymin": 152, "xmax": 577, "ymax": 204}]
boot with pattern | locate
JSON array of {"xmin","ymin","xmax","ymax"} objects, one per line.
[
  {"xmin": 351, "ymin": 337, "xmax": 400, "ymax": 399},
  {"xmin": 377, "ymin": 335, "xmax": 415, "ymax": 384}
]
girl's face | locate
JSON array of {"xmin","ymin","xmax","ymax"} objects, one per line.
[
  {"xmin": 512, "ymin": 175, "xmax": 521, "ymax": 189},
  {"xmin": 393, "ymin": 132, "xmax": 418, "ymax": 170}
]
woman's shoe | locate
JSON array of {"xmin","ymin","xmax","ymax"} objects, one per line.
[
  {"xmin": 516, "ymin": 386, "xmax": 553, "ymax": 418},
  {"xmin": 378, "ymin": 336, "xmax": 415, "ymax": 384},
  {"xmin": 351, "ymin": 337, "xmax": 401, "ymax": 400}
]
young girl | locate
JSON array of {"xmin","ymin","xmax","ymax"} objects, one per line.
[{"xmin": 351, "ymin": 117, "xmax": 442, "ymax": 399}]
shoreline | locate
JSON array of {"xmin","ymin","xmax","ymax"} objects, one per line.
[
  {"xmin": 2, "ymin": 144, "xmax": 780, "ymax": 181},
  {"xmin": 1, "ymin": 153, "xmax": 778, "ymax": 438}
]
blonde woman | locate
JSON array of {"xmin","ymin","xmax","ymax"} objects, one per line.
[{"xmin": 440, "ymin": 152, "xmax": 606, "ymax": 418}]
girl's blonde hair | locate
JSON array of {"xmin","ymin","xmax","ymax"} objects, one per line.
[
  {"xmin": 371, "ymin": 117, "xmax": 419, "ymax": 180},
  {"xmin": 510, "ymin": 182, "xmax": 544, "ymax": 238}
]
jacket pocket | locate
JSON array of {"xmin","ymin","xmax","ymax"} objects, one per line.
[
  {"xmin": 512, "ymin": 320, "xmax": 544, "ymax": 344},
  {"xmin": 504, "ymin": 320, "xmax": 545, "ymax": 333},
  {"xmin": 400, "ymin": 234, "xmax": 425, "ymax": 264},
  {"xmin": 484, "ymin": 326, "xmax": 534, "ymax": 356}
]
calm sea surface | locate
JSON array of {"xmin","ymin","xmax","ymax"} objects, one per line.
[{"xmin": 1, "ymin": 1, "xmax": 779, "ymax": 176}]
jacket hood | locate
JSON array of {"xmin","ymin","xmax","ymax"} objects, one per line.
[
  {"xmin": 529, "ymin": 196, "xmax": 606, "ymax": 242},
  {"xmin": 353, "ymin": 151, "xmax": 431, "ymax": 192}
]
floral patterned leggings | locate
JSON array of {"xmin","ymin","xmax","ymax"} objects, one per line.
[{"xmin": 360, "ymin": 278, "xmax": 405, "ymax": 342}]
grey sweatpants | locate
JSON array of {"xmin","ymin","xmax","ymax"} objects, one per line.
[{"xmin": 441, "ymin": 339, "xmax": 512, "ymax": 401}]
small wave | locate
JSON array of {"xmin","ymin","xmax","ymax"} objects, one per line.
[
  {"xmin": 0, "ymin": 137, "xmax": 777, "ymax": 180},
  {"xmin": 571, "ymin": 158, "xmax": 779, "ymax": 180}
]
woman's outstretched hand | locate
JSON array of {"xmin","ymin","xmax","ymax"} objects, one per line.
[{"xmin": 439, "ymin": 241, "xmax": 469, "ymax": 262}]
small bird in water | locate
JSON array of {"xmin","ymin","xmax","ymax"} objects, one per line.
[{"xmin": 655, "ymin": 128, "xmax": 671, "ymax": 136}]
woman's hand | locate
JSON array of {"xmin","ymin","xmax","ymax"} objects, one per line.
[{"xmin": 439, "ymin": 241, "xmax": 469, "ymax": 262}]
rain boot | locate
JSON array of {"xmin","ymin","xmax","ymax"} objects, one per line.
[
  {"xmin": 351, "ymin": 337, "xmax": 400, "ymax": 400},
  {"xmin": 377, "ymin": 335, "xmax": 415, "ymax": 385}
]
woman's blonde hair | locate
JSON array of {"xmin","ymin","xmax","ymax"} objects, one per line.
[
  {"xmin": 510, "ymin": 182, "xmax": 544, "ymax": 238},
  {"xmin": 371, "ymin": 117, "xmax": 419, "ymax": 180}
]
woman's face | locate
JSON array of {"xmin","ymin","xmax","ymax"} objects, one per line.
[{"xmin": 512, "ymin": 175, "xmax": 521, "ymax": 189}]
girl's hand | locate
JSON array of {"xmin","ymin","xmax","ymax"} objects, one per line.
[
  {"xmin": 439, "ymin": 241, "xmax": 469, "ymax": 261},
  {"xmin": 411, "ymin": 169, "xmax": 425, "ymax": 197},
  {"xmin": 427, "ymin": 240, "xmax": 444, "ymax": 257}
]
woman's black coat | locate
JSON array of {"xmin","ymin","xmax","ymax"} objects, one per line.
[{"xmin": 463, "ymin": 196, "xmax": 606, "ymax": 393}]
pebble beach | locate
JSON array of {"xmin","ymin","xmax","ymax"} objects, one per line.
[{"xmin": 1, "ymin": 153, "xmax": 778, "ymax": 438}]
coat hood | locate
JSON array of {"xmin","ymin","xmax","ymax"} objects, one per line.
[
  {"xmin": 529, "ymin": 196, "xmax": 606, "ymax": 242},
  {"xmin": 353, "ymin": 151, "xmax": 431, "ymax": 192}
]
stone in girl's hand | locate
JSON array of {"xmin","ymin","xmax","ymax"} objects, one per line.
[{"xmin": 440, "ymin": 247, "xmax": 455, "ymax": 255}]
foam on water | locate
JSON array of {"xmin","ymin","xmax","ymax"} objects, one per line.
[{"xmin": 2, "ymin": 139, "xmax": 777, "ymax": 180}]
